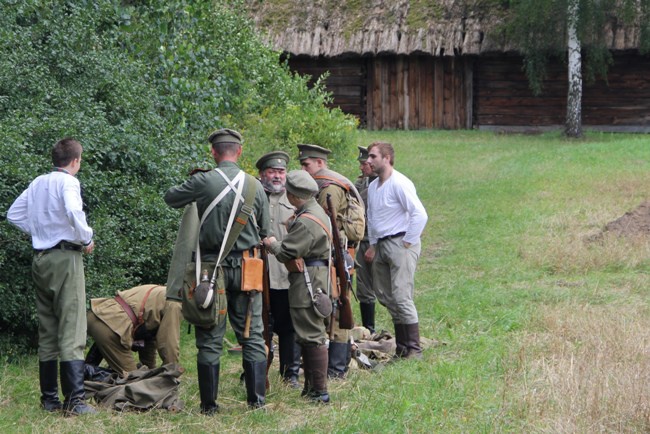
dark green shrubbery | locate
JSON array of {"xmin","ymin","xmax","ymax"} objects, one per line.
[{"xmin": 0, "ymin": 0, "xmax": 356, "ymax": 357}]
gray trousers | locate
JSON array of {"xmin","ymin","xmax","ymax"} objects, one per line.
[
  {"xmin": 355, "ymin": 240, "xmax": 376, "ymax": 304},
  {"xmin": 372, "ymin": 236, "xmax": 420, "ymax": 324},
  {"xmin": 32, "ymin": 249, "xmax": 87, "ymax": 361}
]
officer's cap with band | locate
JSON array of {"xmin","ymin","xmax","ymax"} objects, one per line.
[
  {"xmin": 357, "ymin": 146, "xmax": 369, "ymax": 162},
  {"xmin": 297, "ymin": 144, "xmax": 331, "ymax": 161},
  {"xmin": 256, "ymin": 151, "xmax": 290, "ymax": 171},
  {"xmin": 285, "ymin": 170, "xmax": 318, "ymax": 199},
  {"xmin": 208, "ymin": 128, "xmax": 242, "ymax": 146}
]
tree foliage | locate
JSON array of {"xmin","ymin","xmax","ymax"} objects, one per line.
[
  {"xmin": 0, "ymin": 0, "xmax": 356, "ymax": 356},
  {"xmin": 505, "ymin": 0, "xmax": 650, "ymax": 95}
]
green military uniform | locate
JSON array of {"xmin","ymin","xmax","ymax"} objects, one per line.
[
  {"xmin": 164, "ymin": 128, "xmax": 270, "ymax": 412},
  {"xmin": 268, "ymin": 197, "xmax": 331, "ymax": 346},
  {"xmin": 87, "ymin": 285, "xmax": 182, "ymax": 375},
  {"xmin": 267, "ymin": 170, "xmax": 331, "ymax": 403},
  {"xmin": 297, "ymin": 143, "xmax": 362, "ymax": 379},
  {"xmin": 354, "ymin": 146, "xmax": 378, "ymax": 333}
]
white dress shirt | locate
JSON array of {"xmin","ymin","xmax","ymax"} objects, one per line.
[
  {"xmin": 367, "ymin": 169, "xmax": 428, "ymax": 246},
  {"xmin": 8, "ymin": 171, "xmax": 93, "ymax": 249}
]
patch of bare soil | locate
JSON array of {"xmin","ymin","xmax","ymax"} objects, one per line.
[{"xmin": 590, "ymin": 201, "xmax": 650, "ymax": 241}]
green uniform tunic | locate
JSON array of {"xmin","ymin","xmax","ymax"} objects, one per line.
[
  {"xmin": 87, "ymin": 285, "xmax": 181, "ymax": 374},
  {"xmin": 354, "ymin": 175, "xmax": 377, "ymax": 304},
  {"xmin": 268, "ymin": 198, "xmax": 331, "ymax": 346},
  {"xmin": 313, "ymin": 168, "xmax": 359, "ymax": 343},
  {"xmin": 164, "ymin": 161, "xmax": 270, "ymax": 365}
]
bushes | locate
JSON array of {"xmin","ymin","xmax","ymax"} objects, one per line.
[{"xmin": 0, "ymin": 0, "xmax": 356, "ymax": 353}]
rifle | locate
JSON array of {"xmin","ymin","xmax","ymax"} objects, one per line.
[
  {"xmin": 260, "ymin": 245, "xmax": 273, "ymax": 391},
  {"xmin": 325, "ymin": 194, "xmax": 355, "ymax": 330}
]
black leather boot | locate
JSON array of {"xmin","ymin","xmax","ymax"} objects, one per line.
[
  {"xmin": 359, "ymin": 302, "xmax": 376, "ymax": 334},
  {"xmin": 197, "ymin": 363, "xmax": 219, "ymax": 415},
  {"xmin": 60, "ymin": 360, "xmax": 96, "ymax": 415},
  {"xmin": 327, "ymin": 341, "xmax": 350, "ymax": 379},
  {"xmin": 393, "ymin": 323, "xmax": 408, "ymax": 358},
  {"xmin": 39, "ymin": 360, "xmax": 62, "ymax": 412},
  {"xmin": 403, "ymin": 323, "xmax": 423, "ymax": 359},
  {"xmin": 300, "ymin": 345, "xmax": 312, "ymax": 397},
  {"xmin": 243, "ymin": 360, "xmax": 267, "ymax": 409},
  {"xmin": 84, "ymin": 343, "xmax": 103, "ymax": 366},
  {"xmin": 278, "ymin": 333, "xmax": 300, "ymax": 388},
  {"xmin": 304, "ymin": 345, "xmax": 330, "ymax": 404}
]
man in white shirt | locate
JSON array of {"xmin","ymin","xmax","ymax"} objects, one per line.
[
  {"xmin": 364, "ymin": 141, "xmax": 428, "ymax": 359},
  {"xmin": 8, "ymin": 137, "xmax": 96, "ymax": 415}
]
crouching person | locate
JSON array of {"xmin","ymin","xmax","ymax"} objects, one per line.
[
  {"xmin": 86, "ymin": 285, "xmax": 182, "ymax": 375},
  {"xmin": 263, "ymin": 170, "xmax": 332, "ymax": 404}
]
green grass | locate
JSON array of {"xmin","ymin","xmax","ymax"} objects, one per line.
[{"xmin": 2, "ymin": 130, "xmax": 650, "ymax": 432}]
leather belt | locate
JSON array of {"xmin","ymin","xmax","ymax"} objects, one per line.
[
  {"xmin": 378, "ymin": 232, "xmax": 406, "ymax": 243},
  {"xmin": 303, "ymin": 259, "xmax": 329, "ymax": 267},
  {"xmin": 34, "ymin": 241, "xmax": 83, "ymax": 253},
  {"xmin": 193, "ymin": 249, "xmax": 248, "ymax": 262}
]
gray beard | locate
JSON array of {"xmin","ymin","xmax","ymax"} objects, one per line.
[{"xmin": 262, "ymin": 178, "xmax": 285, "ymax": 194}]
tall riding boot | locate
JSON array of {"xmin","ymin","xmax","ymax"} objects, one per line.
[
  {"xmin": 359, "ymin": 302, "xmax": 376, "ymax": 334},
  {"xmin": 327, "ymin": 341, "xmax": 350, "ymax": 379},
  {"xmin": 393, "ymin": 323, "xmax": 408, "ymax": 358},
  {"xmin": 278, "ymin": 333, "xmax": 301, "ymax": 388},
  {"xmin": 84, "ymin": 343, "xmax": 103, "ymax": 367},
  {"xmin": 243, "ymin": 360, "xmax": 267, "ymax": 409},
  {"xmin": 403, "ymin": 323, "xmax": 423, "ymax": 359},
  {"xmin": 300, "ymin": 345, "xmax": 312, "ymax": 397},
  {"xmin": 39, "ymin": 360, "xmax": 62, "ymax": 412},
  {"xmin": 60, "ymin": 360, "xmax": 96, "ymax": 415},
  {"xmin": 305, "ymin": 345, "xmax": 330, "ymax": 404},
  {"xmin": 197, "ymin": 363, "xmax": 219, "ymax": 415}
]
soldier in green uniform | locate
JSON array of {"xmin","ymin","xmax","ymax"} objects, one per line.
[
  {"xmin": 164, "ymin": 128, "xmax": 270, "ymax": 413},
  {"xmin": 297, "ymin": 143, "xmax": 363, "ymax": 379},
  {"xmin": 7, "ymin": 138, "xmax": 96, "ymax": 415},
  {"xmin": 263, "ymin": 170, "xmax": 332, "ymax": 404},
  {"xmin": 354, "ymin": 146, "xmax": 378, "ymax": 334},
  {"xmin": 86, "ymin": 284, "xmax": 182, "ymax": 376},
  {"xmin": 255, "ymin": 151, "xmax": 301, "ymax": 387}
]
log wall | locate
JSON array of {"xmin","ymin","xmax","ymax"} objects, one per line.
[{"xmin": 475, "ymin": 53, "xmax": 650, "ymax": 131}]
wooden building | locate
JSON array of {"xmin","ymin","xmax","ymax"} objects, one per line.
[{"xmin": 247, "ymin": 0, "xmax": 650, "ymax": 132}]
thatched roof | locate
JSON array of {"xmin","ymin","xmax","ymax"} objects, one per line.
[{"xmin": 245, "ymin": 0, "xmax": 642, "ymax": 57}]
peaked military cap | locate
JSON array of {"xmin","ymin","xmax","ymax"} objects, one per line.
[
  {"xmin": 208, "ymin": 128, "xmax": 242, "ymax": 146},
  {"xmin": 256, "ymin": 151, "xmax": 290, "ymax": 171},
  {"xmin": 357, "ymin": 146, "xmax": 369, "ymax": 162},
  {"xmin": 297, "ymin": 144, "xmax": 331, "ymax": 161},
  {"xmin": 285, "ymin": 170, "xmax": 318, "ymax": 199}
]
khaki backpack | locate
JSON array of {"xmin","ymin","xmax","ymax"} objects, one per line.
[{"xmin": 314, "ymin": 175, "xmax": 366, "ymax": 242}]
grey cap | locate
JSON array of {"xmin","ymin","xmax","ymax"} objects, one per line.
[
  {"xmin": 285, "ymin": 170, "xmax": 318, "ymax": 199},
  {"xmin": 357, "ymin": 146, "xmax": 368, "ymax": 162},
  {"xmin": 208, "ymin": 128, "xmax": 242, "ymax": 146},
  {"xmin": 256, "ymin": 151, "xmax": 290, "ymax": 171},
  {"xmin": 297, "ymin": 144, "xmax": 331, "ymax": 161}
]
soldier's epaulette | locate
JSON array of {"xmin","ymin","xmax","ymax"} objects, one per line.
[{"xmin": 188, "ymin": 167, "xmax": 211, "ymax": 177}]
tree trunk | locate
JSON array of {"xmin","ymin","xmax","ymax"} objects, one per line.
[{"xmin": 565, "ymin": 0, "xmax": 582, "ymax": 138}]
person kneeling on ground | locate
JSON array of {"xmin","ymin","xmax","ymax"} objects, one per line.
[{"xmin": 86, "ymin": 285, "xmax": 182, "ymax": 376}]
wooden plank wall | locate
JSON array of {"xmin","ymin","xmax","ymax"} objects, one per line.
[
  {"xmin": 475, "ymin": 53, "xmax": 650, "ymax": 129},
  {"xmin": 287, "ymin": 56, "xmax": 367, "ymax": 125},
  {"xmin": 366, "ymin": 55, "xmax": 470, "ymax": 130}
]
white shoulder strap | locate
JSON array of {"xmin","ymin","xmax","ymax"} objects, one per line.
[{"xmin": 194, "ymin": 170, "xmax": 246, "ymax": 291}]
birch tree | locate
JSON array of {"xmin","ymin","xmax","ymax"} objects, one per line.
[{"xmin": 505, "ymin": 0, "xmax": 650, "ymax": 138}]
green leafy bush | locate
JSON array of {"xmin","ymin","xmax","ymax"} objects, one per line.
[{"xmin": 0, "ymin": 0, "xmax": 356, "ymax": 351}]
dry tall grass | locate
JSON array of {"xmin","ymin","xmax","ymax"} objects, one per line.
[{"xmin": 511, "ymin": 304, "xmax": 650, "ymax": 433}]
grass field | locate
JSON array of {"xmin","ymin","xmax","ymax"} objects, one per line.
[{"xmin": 1, "ymin": 130, "xmax": 649, "ymax": 433}]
